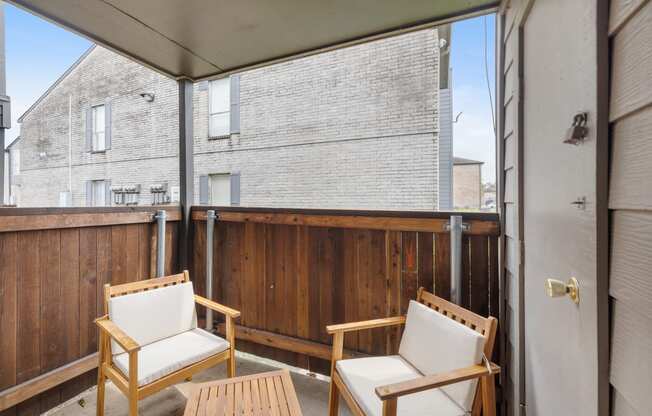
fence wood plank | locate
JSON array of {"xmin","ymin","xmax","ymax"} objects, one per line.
[
  {"xmin": 16, "ymin": 231, "xmax": 41, "ymax": 384},
  {"xmin": 39, "ymin": 230, "xmax": 64, "ymax": 372},
  {"xmin": 401, "ymin": 232, "xmax": 418, "ymax": 316},
  {"xmin": 489, "ymin": 236, "xmax": 499, "ymax": 319},
  {"xmin": 418, "ymin": 232, "xmax": 434, "ymax": 295},
  {"xmin": 0, "ymin": 233, "xmax": 18, "ymax": 391},
  {"xmin": 434, "ymin": 233, "xmax": 451, "ymax": 300},
  {"xmin": 470, "ymin": 236, "xmax": 490, "ymax": 317},
  {"xmin": 79, "ymin": 228, "xmax": 98, "ymax": 356},
  {"xmin": 60, "ymin": 229, "xmax": 80, "ymax": 363},
  {"xmin": 96, "ymin": 228, "xmax": 111, "ymax": 317}
]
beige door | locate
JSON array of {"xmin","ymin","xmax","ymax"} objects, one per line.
[{"xmin": 521, "ymin": 0, "xmax": 605, "ymax": 414}]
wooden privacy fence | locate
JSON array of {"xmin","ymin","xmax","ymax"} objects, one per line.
[
  {"xmin": 0, "ymin": 207, "xmax": 180, "ymax": 415},
  {"xmin": 191, "ymin": 207, "xmax": 500, "ymax": 374}
]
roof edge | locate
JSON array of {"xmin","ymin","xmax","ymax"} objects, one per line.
[{"xmin": 17, "ymin": 44, "xmax": 97, "ymax": 123}]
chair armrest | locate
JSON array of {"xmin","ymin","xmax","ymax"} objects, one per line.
[
  {"xmin": 95, "ymin": 316, "xmax": 140, "ymax": 353},
  {"xmin": 375, "ymin": 362, "xmax": 500, "ymax": 400},
  {"xmin": 194, "ymin": 295, "xmax": 241, "ymax": 318},
  {"xmin": 326, "ymin": 316, "xmax": 405, "ymax": 334}
]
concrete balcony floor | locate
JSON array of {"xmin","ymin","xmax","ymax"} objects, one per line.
[{"xmin": 45, "ymin": 353, "xmax": 353, "ymax": 416}]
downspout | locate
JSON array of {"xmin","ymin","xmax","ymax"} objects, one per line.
[{"xmin": 68, "ymin": 94, "xmax": 72, "ymax": 195}]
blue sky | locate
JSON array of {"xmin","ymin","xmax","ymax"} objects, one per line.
[
  {"xmin": 4, "ymin": 5, "xmax": 496, "ymax": 183},
  {"xmin": 450, "ymin": 14, "xmax": 496, "ymax": 183}
]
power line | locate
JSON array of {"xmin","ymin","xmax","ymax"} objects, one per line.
[{"xmin": 483, "ymin": 16, "xmax": 496, "ymax": 135}]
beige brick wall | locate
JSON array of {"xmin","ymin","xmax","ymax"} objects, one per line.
[
  {"xmin": 16, "ymin": 27, "xmax": 442, "ymax": 210},
  {"xmin": 453, "ymin": 163, "xmax": 482, "ymax": 209}
]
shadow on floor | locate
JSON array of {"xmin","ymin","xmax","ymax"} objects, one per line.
[{"xmin": 48, "ymin": 354, "xmax": 352, "ymax": 415}]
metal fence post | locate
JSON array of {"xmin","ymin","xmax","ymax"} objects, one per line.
[
  {"xmin": 447, "ymin": 215, "xmax": 469, "ymax": 305},
  {"xmin": 206, "ymin": 210, "xmax": 216, "ymax": 331},
  {"xmin": 155, "ymin": 210, "xmax": 166, "ymax": 277}
]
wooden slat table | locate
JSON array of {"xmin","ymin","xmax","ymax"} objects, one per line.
[{"xmin": 183, "ymin": 370, "xmax": 303, "ymax": 416}]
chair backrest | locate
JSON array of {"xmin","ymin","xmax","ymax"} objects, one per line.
[
  {"xmin": 399, "ymin": 288, "xmax": 497, "ymax": 414},
  {"xmin": 104, "ymin": 271, "xmax": 198, "ymax": 354}
]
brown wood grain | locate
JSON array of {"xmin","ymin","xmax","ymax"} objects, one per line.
[
  {"xmin": 39, "ymin": 230, "xmax": 65, "ymax": 373},
  {"xmin": 0, "ymin": 233, "xmax": 18, "ymax": 391},
  {"xmin": 434, "ymin": 233, "xmax": 451, "ymax": 300},
  {"xmin": 192, "ymin": 209, "xmax": 500, "ymax": 235},
  {"xmin": 191, "ymin": 212, "xmax": 498, "ymax": 375},
  {"xmin": 0, "ymin": 213, "xmax": 179, "ymax": 413},
  {"xmin": 79, "ymin": 228, "xmax": 98, "ymax": 357},
  {"xmin": 16, "ymin": 231, "xmax": 40, "ymax": 384}
]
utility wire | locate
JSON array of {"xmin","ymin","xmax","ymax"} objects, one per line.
[{"xmin": 483, "ymin": 16, "xmax": 496, "ymax": 135}]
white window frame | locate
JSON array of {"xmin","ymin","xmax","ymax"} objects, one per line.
[
  {"xmin": 91, "ymin": 104, "xmax": 106, "ymax": 152},
  {"xmin": 91, "ymin": 179, "xmax": 107, "ymax": 207},
  {"xmin": 208, "ymin": 77, "xmax": 230, "ymax": 138},
  {"xmin": 209, "ymin": 173, "xmax": 231, "ymax": 205}
]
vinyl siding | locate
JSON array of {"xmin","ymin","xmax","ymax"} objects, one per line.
[{"xmin": 608, "ymin": 1, "xmax": 652, "ymax": 414}]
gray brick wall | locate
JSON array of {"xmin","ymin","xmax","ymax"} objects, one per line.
[{"xmin": 16, "ymin": 28, "xmax": 441, "ymax": 210}]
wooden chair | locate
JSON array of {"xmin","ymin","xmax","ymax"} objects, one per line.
[
  {"xmin": 327, "ymin": 288, "xmax": 499, "ymax": 416},
  {"xmin": 95, "ymin": 271, "xmax": 240, "ymax": 416}
]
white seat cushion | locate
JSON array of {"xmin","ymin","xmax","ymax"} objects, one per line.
[
  {"xmin": 336, "ymin": 356, "xmax": 466, "ymax": 416},
  {"xmin": 399, "ymin": 300, "xmax": 485, "ymax": 412},
  {"xmin": 113, "ymin": 328, "xmax": 229, "ymax": 386},
  {"xmin": 109, "ymin": 282, "xmax": 198, "ymax": 354}
]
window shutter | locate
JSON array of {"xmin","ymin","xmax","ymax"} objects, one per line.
[
  {"xmin": 105, "ymin": 180, "xmax": 112, "ymax": 206},
  {"xmin": 105, "ymin": 101, "xmax": 112, "ymax": 149},
  {"xmin": 230, "ymin": 172, "xmax": 240, "ymax": 206},
  {"xmin": 85, "ymin": 107, "xmax": 93, "ymax": 151},
  {"xmin": 230, "ymin": 75, "xmax": 240, "ymax": 134},
  {"xmin": 85, "ymin": 180, "xmax": 93, "ymax": 206},
  {"xmin": 199, "ymin": 175, "xmax": 209, "ymax": 205}
]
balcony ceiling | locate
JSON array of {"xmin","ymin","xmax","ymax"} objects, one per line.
[{"xmin": 8, "ymin": 0, "xmax": 497, "ymax": 81}]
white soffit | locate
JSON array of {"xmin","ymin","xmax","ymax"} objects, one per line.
[{"xmin": 8, "ymin": 0, "xmax": 498, "ymax": 81}]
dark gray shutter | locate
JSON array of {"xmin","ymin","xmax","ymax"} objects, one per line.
[
  {"xmin": 86, "ymin": 180, "xmax": 93, "ymax": 206},
  {"xmin": 199, "ymin": 175, "xmax": 209, "ymax": 205},
  {"xmin": 105, "ymin": 180, "xmax": 112, "ymax": 206},
  {"xmin": 230, "ymin": 75, "xmax": 240, "ymax": 134},
  {"xmin": 105, "ymin": 101, "xmax": 112, "ymax": 149},
  {"xmin": 230, "ymin": 172, "xmax": 240, "ymax": 206},
  {"xmin": 85, "ymin": 107, "xmax": 93, "ymax": 151}
]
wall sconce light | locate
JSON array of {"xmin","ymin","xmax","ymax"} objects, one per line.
[{"xmin": 140, "ymin": 92, "xmax": 155, "ymax": 102}]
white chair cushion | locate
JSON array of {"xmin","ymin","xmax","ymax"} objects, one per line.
[
  {"xmin": 108, "ymin": 281, "xmax": 198, "ymax": 354},
  {"xmin": 399, "ymin": 300, "xmax": 485, "ymax": 412},
  {"xmin": 336, "ymin": 356, "xmax": 466, "ymax": 416},
  {"xmin": 113, "ymin": 328, "xmax": 229, "ymax": 386}
]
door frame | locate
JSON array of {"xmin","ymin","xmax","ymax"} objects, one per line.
[{"xmin": 498, "ymin": 0, "xmax": 610, "ymax": 414}]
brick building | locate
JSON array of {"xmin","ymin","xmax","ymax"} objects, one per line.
[
  {"xmin": 14, "ymin": 27, "xmax": 451, "ymax": 210},
  {"xmin": 453, "ymin": 157, "xmax": 483, "ymax": 210}
]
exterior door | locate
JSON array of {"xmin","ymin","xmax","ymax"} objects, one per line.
[{"xmin": 521, "ymin": 0, "xmax": 606, "ymax": 414}]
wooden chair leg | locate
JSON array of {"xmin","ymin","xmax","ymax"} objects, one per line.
[
  {"xmin": 227, "ymin": 355, "xmax": 236, "ymax": 378},
  {"xmin": 128, "ymin": 352, "xmax": 139, "ymax": 416},
  {"xmin": 329, "ymin": 332, "xmax": 344, "ymax": 416},
  {"xmin": 328, "ymin": 378, "xmax": 339, "ymax": 416},
  {"xmin": 481, "ymin": 375, "xmax": 496, "ymax": 416},
  {"xmin": 96, "ymin": 365, "xmax": 105, "ymax": 416},
  {"xmin": 382, "ymin": 398, "xmax": 397, "ymax": 416}
]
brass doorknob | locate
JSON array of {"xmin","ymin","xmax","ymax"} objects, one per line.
[{"xmin": 545, "ymin": 277, "xmax": 579, "ymax": 304}]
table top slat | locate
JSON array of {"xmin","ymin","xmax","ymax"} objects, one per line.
[
  {"xmin": 250, "ymin": 378, "xmax": 262, "ymax": 416},
  {"xmin": 185, "ymin": 370, "xmax": 301, "ymax": 416}
]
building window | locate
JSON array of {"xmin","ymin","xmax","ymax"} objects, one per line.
[
  {"xmin": 209, "ymin": 78, "xmax": 230, "ymax": 137},
  {"xmin": 87, "ymin": 179, "xmax": 108, "ymax": 207},
  {"xmin": 91, "ymin": 104, "xmax": 106, "ymax": 151},
  {"xmin": 209, "ymin": 173, "xmax": 231, "ymax": 205}
]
